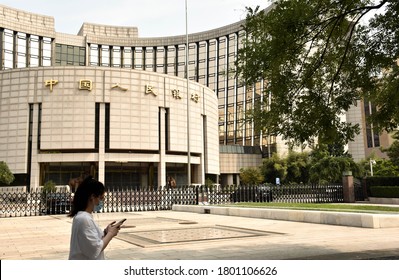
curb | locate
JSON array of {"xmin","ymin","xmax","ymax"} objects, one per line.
[{"xmin": 172, "ymin": 205, "xmax": 399, "ymax": 228}]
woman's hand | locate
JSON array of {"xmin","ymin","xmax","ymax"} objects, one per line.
[
  {"xmin": 103, "ymin": 221, "xmax": 117, "ymax": 236},
  {"xmin": 106, "ymin": 223, "xmax": 120, "ymax": 238},
  {"xmin": 101, "ymin": 221, "xmax": 120, "ymax": 251}
]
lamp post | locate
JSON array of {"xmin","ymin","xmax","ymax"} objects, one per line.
[
  {"xmin": 370, "ymin": 159, "xmax": 376, "ymax": 176},
  {"xmin": 185, "ymin": 0, "xmax": 191, "ymax": 185}
]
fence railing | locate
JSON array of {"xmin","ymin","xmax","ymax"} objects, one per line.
[
  {"xmin": 354, "ymin": 178, "xmax": 365, "ymax": 201},
  {"xmin": 0, "ymin": 184, "xmax": 344, "ymax": 218}
]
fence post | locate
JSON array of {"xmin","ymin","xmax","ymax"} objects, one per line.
[
  {"xmin": 195, "ymin": 186, "xmax": 199, "ymax": 205},
  {"xmin": 342, "ymin": 171, "xmax": 355, "ymax": 203},
  {"xmin": 362, "ymin": 178, "xmax": 369, "ymax": 200}
]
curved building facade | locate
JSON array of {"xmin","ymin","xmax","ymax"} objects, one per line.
[
  {"xmin": 0, "ymin": 4, "xmax": 379, "ymax": 188},
  {"xmin": 0, "ymin": 66, "xmax": 219, "ymax": 188},
  {"xmin": 0, "ymin": 4, "xmax": 284, "ymax": 188}
]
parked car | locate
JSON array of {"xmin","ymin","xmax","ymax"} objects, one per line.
[{"xmin": 230, "ymin": 185, "xmax": 273, "ymax": 203}]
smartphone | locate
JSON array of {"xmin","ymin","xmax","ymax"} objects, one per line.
[{"xmin": 114, "ymin": 218, "xmax": 126, "ymax": 227}]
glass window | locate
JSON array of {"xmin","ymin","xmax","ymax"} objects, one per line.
[
  {"xmin": 198, "ymin": 41, "xmax": 207, "ymax": 85},
  {"xmin": 101, "ymin": 45, "xmax": 110, "ymax": 66},
  {"xmin": 188, "ymin": 43, "xmax": 197, "ymax": 80},
  {"xmin": 42, "ymin": 37, "xmax": 52, "ymax": 66},
  {"xmin": 177, "ymin": 44, "xmax": 186, "ymax": 78},
  {"xmin": 166, "ymin": 45, "xmax": 176, "ymax": 75},
  {"xmin": 123, "ymin": 47, "xmax": 132, "ymax": 68},
  {"xmin": 30, "ymin": 35, "xmax": 40, "ymax": 67},
  {"xmin": 89, "ymin": 44, "xmax": 99, "ymax": 66},
  {"xmin": 208, "ymin": 39, "xmax": 217, "ymax": 91},
  {"xmin": 4, "ymin": 29, "xmax": 14, "ymax": 69},
  {"xmin": 112, "ymin": 46, "xmax": 121, "ymax": 67},
  {"xmin": 145, "ymin": 47, "xmax": 154, "ymax": 71},
  {"xmin": 55, "ymin": 43, "xmax": 86, "ymax": 66},
  {"xmin": 134, "ymin": 47, "xmax": 143, "ymax": 69},
  {"xmin": 79, "ymin": 47, "xmax": 86, "ymax": 65},
  {"xmin": 156, "ymin": 47, "xmax": 165, "ymax": 73},
  {"xmin": 17, "ymin": 32, "xmax": 27, "ymax": 68}
]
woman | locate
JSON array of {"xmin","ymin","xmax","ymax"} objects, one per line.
[{"xmin": 68, "ymin": 176, "xmax": 120, "ymax": 260}]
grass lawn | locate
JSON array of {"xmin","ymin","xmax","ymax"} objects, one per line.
[{"xmin": 219, "ymin": 202, "xmax": 399, "ymax": 214}]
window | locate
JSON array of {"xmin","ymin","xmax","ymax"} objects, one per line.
[
  {"xmin": 30, "ymin": 35, "xmax": 40, "ymax": 67},
  {"xmin": 112, "ymin": 46, "xmax": 121, "ymax": 67},
  {"xmin": 166, "ymin": 46, "xmax": 176, "ymax": 75},
  {"xmin": 4, "ymin": 29, "xmax": 14, "ymax": 69},
  {"xmin": 122, "ymin": 47, "xmax": 132, "ymax": 68},
  {"xmin": 17, "ymin": 32, "xmax": 27, "ymax": 68},
  {"xmin": 134, "ymin": 47, "xmax": 143, "ymax": 69},
  {"xmin": 100, "ymin": 45, "xmax": 110, "ymax": 66},
  {"xmin": 55, "ymin": 43, "xmax": 86, "ymax": 66},
  {"xmin": 145, "ymin": 47, "xmax": 154, "ymax": 71},
  {"xmin": 156, "ymin": 47, "xmax": 165, "ymax": 73},
  {"xmin": 89, "ymin": 44, "xmax": 99, "ymax": 66},
  {"xmin": 42, "ymin": 37, "xmax": 52, "ymax": 66}
]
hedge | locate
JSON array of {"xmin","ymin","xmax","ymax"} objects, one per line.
[{"xmin": 369, "ymin": 186, "xmax": 399, "ymax": 198}]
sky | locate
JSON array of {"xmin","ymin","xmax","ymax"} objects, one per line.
[{"xmin": 0, "ymin": 0, "xmax": 273, "ymax": 37}]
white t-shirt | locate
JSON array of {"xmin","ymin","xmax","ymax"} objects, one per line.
[{"xmin": 69, "ymin": 211, "xmax": 105, "ymax": 260}]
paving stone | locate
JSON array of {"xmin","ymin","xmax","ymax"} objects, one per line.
[{"xmin": 0, "ymin": 210, "xmax": 399, "ymax": 260}]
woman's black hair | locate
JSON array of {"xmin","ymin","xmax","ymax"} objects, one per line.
[{"xmin": 68, "ymin": 175, "xmax": 105, "ymax": 217}]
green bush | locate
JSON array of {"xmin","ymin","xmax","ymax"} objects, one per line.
[
  {"xmin": 42, "ymin": 180, "xmax": 56, "ymax": 193},
  {"xmin": 366, "ymin": 177, "xmax": 399, "ymax": 187},
  {"xmin": 0, "ymin": 161, "xmax": 14, "ymax": 185},
  {"xmin": 369, "ymin": 186, "xmax": 399, "ymax": 198}
]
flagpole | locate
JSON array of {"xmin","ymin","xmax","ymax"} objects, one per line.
[{"xmin": 185, "ymin": 0, "xmax": 191, "ymax": 185}]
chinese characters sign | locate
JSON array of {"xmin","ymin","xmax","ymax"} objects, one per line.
[
  {"xmin": 43, "ymin": 79, "xmax": 201, "ymax": 105},
  {"xmin": 44, "ymin": 79, "xmax": 58, "ymax": 92},
  {"xmin": 79, "ymin": 79, "xmax": 93, "ymax": 91}
]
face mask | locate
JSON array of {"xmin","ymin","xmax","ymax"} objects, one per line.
[{"xmin": 94, "ymin": 200, "xmax": 104, "ymax": 212}]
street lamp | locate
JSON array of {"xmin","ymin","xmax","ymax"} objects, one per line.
[{"xmin": 369, "ymin": 159, "xmax": 376, "ymax": 176}]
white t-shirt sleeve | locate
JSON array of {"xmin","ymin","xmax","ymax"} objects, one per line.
[
  {"xmin": 69, "ymin": 212, "xmax": 104, "ymax": 260},
  {"xmin": 77, "ymin": 217, "xmax": 104, "ymax": 259}
]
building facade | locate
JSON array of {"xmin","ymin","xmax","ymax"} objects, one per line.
[
  {"xmin": 0, "ymin": 4, "xmax": 383, "ymax": 188},
  {"xmin": 0, "ymin": 65, "xmax": 219, "ymax": 189}
]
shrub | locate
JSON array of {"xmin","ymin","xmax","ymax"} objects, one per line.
[
  {"xmin": 369, "ymin": 186, "xmax": 399, "ymax": 198},
  {"xmin": 42, "ymin": 180, "xmax": 56, "ymax": 193},
  {"xmin": 240, "ymin": 167, "xmax": 264, "ymax": 185},
  {"xmin": 0, "ymin": 161, "xmax": 14, "ymax": 185}
]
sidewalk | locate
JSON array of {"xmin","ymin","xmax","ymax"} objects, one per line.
[{"xmin": 1, "ymin": 208, "xmax": 399, "ymax": 260}]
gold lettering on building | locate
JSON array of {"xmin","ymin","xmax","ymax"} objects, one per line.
[
  {"xmin": 171, "ymin": 89, "xmax": 182, "ymax": 99},
  {"xmin": 191, "ymin": 93, "xmax": 200, "ymax": 103},
  {"xmin": 79, "ymin": 79, "xmax": 93, "ymax": 91},
  {"xmin": 145, "ymin": 84, "xmax": 157, "ymax": 96},
  {"xmin": 44, "ymin": 79, "xmax": 58, "ymax": 92},
  {"xmin": 111, "ymin": 83, "xmax": 128, "ymax": 91}
]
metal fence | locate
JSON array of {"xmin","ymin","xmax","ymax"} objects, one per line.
[
  {"xmin": 354, "ymin": 178, "xmax": 365, "ymax": 201},
  {"xmin": 205, "ymin": 184, "xmax": 343, "ymax": 204},
  {"xmin": 0, "ymin": 184, "xmax": 344, "ymax": 218}
]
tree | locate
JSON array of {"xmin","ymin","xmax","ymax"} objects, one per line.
[
  {"xmin": 358, "ymin": 157, "xmax": 399, "ymax": 177},
  {"xmin": 237, "ymin": 0, "xmax": 399, "ymax": 148},
  {"xmin": 261, "ymin": 153, "xmax": 287, "ymax": 183},
  {"xmin": 309, "ymin": 146, "xmax": 360, "ymax": 184},
  {"xmin": 239, "ymin": 167, "xmax": 264, "ymax": 185},
  {"xmin": 382, "ymin": 132, "xmax": 399, "ymax": 166},
  {"xmin": 285, "ymin": 151, "xmax": 310, "ymax": 183},
  {"xmin": 372, "ymin": 159, "xmax": 399, "ymax": 176},
  {"xmin": 0, "ymin": 161, "xmax": 14, "ymax": 185}
]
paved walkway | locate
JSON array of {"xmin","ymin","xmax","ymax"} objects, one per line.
[{"xmin": 1, "ymin": 209, "xmax": 399, "ymax": 260}]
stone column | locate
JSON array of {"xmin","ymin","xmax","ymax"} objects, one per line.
[
  {"xmin": 342, "ymin": 171, "xmax": 355, "ymax": 203},
  {"xmin": 158, "ymin": 107, "xmax": 166, "ymax": 188},
  {"xmin": 98, "ymin": 103, "xmax": 105, "ymax": 184},
  {"xmin": 29, "ymin": 103, "xmax": 40, "ymax": 191}
]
